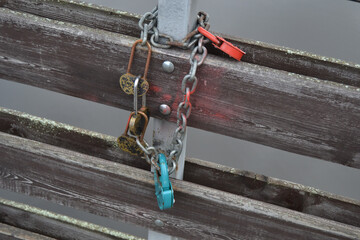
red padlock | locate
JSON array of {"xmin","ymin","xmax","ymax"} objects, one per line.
[{"xmin": 198, "ymin": 27, "xmax": 246, "ymax": 61}]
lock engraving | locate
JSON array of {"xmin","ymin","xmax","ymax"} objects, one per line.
[{"xmin": 120, "ymin": 73, "xmax": 149, "ymax": 96}]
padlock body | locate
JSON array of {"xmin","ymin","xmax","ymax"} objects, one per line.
[
  {"xmin": 119, "ymin": 73, "xmax": 149, "ymax": 96},
  {"xmin": 129, "ymin": 107, "xmax": 150, "ymax": 136},
  {"xmin": 117, "ymin": 135, "xmax": 144, "ymax": 155},
  {"xmin": 129, "ymin": 114, "xmax": 142, "ymax": 136},
  {"xmin": 214, "ymin": 36, "xmax": 245, "ymax": 61}
]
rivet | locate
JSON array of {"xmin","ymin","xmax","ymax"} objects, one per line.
[
  {"xmin": 159, "ymin": 104, "xmax": 171, "ymax": 115},
  {"xmin": 162, "ymin": 61, "xmax": 174, "ymax": 73},
  {"xmin": 155, "ymin": 219, "xmax": 164, "ymax": 227}
]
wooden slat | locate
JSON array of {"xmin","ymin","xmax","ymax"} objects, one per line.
[
  {"xmin": 0, "ymin": 223, "xmax": 55, "ymax": 240},
  {"xmin": 1, "ymin": 108, "xmax": 360, "ymax": 229},
  {"xmin": 0, "ymin": 197, "xmax": 143, "ymax": 240},
  {"xmin": 1, "ymin": 9, "xmax": 360, "ymax": 169},
  {"xmin": 0, "ymin": 132, "xmax": 359, "ymax": 239},
  {"xmin": 2, "ymin": 0, "xmax": 360, "ymax": 87}
]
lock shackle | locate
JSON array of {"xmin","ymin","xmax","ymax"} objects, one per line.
[
  {"xmin": 123, "ymin": 111, "xmax": 149, "ymax": 142},
  {"xmin": 133, "ymin": 75, "xmax": 147, "ymax": 115},
  {"xmin": 127, "ymin": 39, "xmax": 152, "ymax": 80},
  {"xmin": 133, "ymin": 75, "xmax": 140, "ymax": 115}
]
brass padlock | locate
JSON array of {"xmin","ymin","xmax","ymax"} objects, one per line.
[
  {"xmin": 128, "ymin": 76, "xmax": 151, "ymax": 136},
  {"xmin": 119, "ymin": 39, "xmax": 151, "ymax": 96},
  {"xmin": 118, "ymin": 111, "xmax": 149, "ymax": 155},
  {"xmin": 129, "ymin": 106, "xmax": 150, "ymax": 136}
]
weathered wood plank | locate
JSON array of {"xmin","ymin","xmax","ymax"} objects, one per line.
[
  {"xmin": 1, "ymin": 9, "xmax": 360, "ymax": 168},
  {"xmin": 0, "ymin": 222, "xmax": 55, "ymax": 240},
  {"xmin": 2, "ymin": 0, "xmax": 360, "ymax": 87},
  {"xmin": 1, "ymin": 132, "xmax": 360, "ymax": 240},
  {"xmin": 0, "ymin": 197, "xmax": 143, "ymax": 240},
  {"xmin": 1, "ymin": 0, "xmax": 140, "ymax": 39},
  {"xmin": 0, "ymin": 108, "xmax": 149, "ymax": 171},
  {"xmin": 1, "ymin": 107, "xmax": 360, "ymax": 228}
]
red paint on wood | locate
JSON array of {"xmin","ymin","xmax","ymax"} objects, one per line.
[
  {"xmin": 150, "ymin": 85, "xmax": 162, "ymax": 93},
  {"xmin": 213, "ymin": 112, "xmax": 228, "ymax": 120}
]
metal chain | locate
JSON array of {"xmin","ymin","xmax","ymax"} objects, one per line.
[
  {"xmin": 137, "ymin": 7, "xmax": 209, "ymax": 174},
  {"xmin": 139, "ymin": 7, "xmax": 210, "ymax": 49}
]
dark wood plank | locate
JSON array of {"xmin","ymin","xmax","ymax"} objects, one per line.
[
  {"xmin": 0, "ymin": 197, "xmax": 142, "ymax": 240},
  {"xmin": 1, "ymin": 132, "xmax": 360, "ymax": 240},
  {"xmin": 0, "ymin": 108, "xmax": 149, "ymax": 171},
  {"xmin": 1, "ymin": 9, "xmax": 360, "ymax": 168},
  {"xmin": 2, "ymin": 0, "xmax": 360, "ymax": 87},
  {"xmin": 1, "ymin": 0, "xmax": 140, "ymax": 39},
  {"xmin": 1, "ymin": 107, "xmax": 360, "ymax": 228},
  {"xmin": 0, "ymin": 222, "xmax": 55, "ymax": 240},
  {"xmin": 184, "ymin": 158, "xmax": 360, "ymax": 228}
]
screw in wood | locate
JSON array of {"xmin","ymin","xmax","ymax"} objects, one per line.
[
  {"xmin": 162, "ymin": 61, "xmax": 174, "ymax": 73},
  {"xmin": 159, "ymin": 104, "xmax": 171, "ymax": 115},
  {"xmin": 154, "ymin": 219, "xmax": 164, "ymax": 227}
]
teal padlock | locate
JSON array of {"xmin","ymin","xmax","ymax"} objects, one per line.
[{"xmin": 154, "ymin": 153, "xmax": 174, "ymax": 210}]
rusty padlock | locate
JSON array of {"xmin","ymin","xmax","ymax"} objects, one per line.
[
  {"xmin": 119, "ymin": 39, "xmax": 151, "ymax": 96},
  {"xmin": 117, "ymin": 111, "xmax": 149, "ymax": 156}
]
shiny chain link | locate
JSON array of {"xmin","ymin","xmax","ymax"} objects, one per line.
[{"xmin": 137, "ymin": 7, "xmax": 209, "ymax": 174}]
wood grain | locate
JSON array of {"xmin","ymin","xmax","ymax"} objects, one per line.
[
  {"xmin": 1, "ymin": 8, "xmax": 360, "ymax": 169},
  {"xmin": 0, "ymin": 197, "xmax": 143, "ymax": 240},
  {"xmin": 0, "ymin": 222, "xmax": 55, "ymax": 240},
  {"xmin": 1, "ymin": 132, "xmax": 360, "ymax": 239},
  {"xmin": 2, "ymin": 0, "xmax": 360, "ymax": 87},
  {"xmin": 1, "ymin": 107, "xmax": 360, "ymax": 228}
]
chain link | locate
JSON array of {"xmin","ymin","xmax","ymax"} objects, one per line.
[
  {"xmin": 137, "ymin": 7, "xmax": 209, "ymax": 173},
  {"xmin": 139, "ymin": 9, "xmax": 210, "ymax": 49}
]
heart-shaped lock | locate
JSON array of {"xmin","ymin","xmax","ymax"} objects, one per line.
[
  {"xmin": 117, "ymin": 134, "xmax": 144, "ymax": 156},
  {"xmin": 117, "ymin": 111, "xmax": 149, "ymax": 156}
]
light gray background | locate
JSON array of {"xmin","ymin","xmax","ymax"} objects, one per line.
[{"xmin": 1, "ymin": 0, "xmax": 360, "ymax": 238}]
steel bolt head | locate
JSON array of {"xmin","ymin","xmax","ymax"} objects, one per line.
[
  {"xmin": 162, "ymin": 61, "xmax": 174, "ymax": 73},
  {"xmin": 159, "ymin": 104, "xmax": 171, "ymax": 115},
  {"xmin": 155, "ymin": 219, "xmax": 164, "ymax": 227}
]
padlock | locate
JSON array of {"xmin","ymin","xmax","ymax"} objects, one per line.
[
  {"xmin": 154, "ymin": 153, "xmax": 174, "ymax": 210},
  {"xmin": 119, "ymin": 39, "xmax": 152, "ymax": 96},
  {"xmin": 197, "ymin": 27, "xmax": 245, "ymax": 61},
  {"xmin": 117, "ymin": 111, "xmax": 149, "ymax": 155},
  {"xmin": 129, "ymin": 76, "xmax": 150, "ymax": 136},
  {"xmin": 129, "ymin": 106, "xmax": 150, "ymax": 135}
]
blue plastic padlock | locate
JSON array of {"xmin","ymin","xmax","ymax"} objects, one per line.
[{"xmin": 154, "ymin": 153, "xmax": 174, "ymax": 210}]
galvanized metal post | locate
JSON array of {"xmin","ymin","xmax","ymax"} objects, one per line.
[
  {"xmin": 153, "ymin": 0, "xmax": 198, "ymax": 178},
  {"xmin": 149, "ymin": 0, "xmax": 197, "ymax": 239}
]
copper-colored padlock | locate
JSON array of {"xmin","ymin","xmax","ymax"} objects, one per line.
[
  {"xmin": 118, "ymin": 111, "xmax": 149, "ymax": 156},
  {"xmin": 119, "ymin": 40, "xmax": 151, "ymax": 96}
]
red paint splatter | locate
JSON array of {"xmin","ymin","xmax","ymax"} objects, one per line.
[
  {"xmin": 214, "ymin": 113, "xmax": 227, "ymax": 120},
  {"xmin": 150, "ymin": 85, "xmax": 162, "ymax": 93}
]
